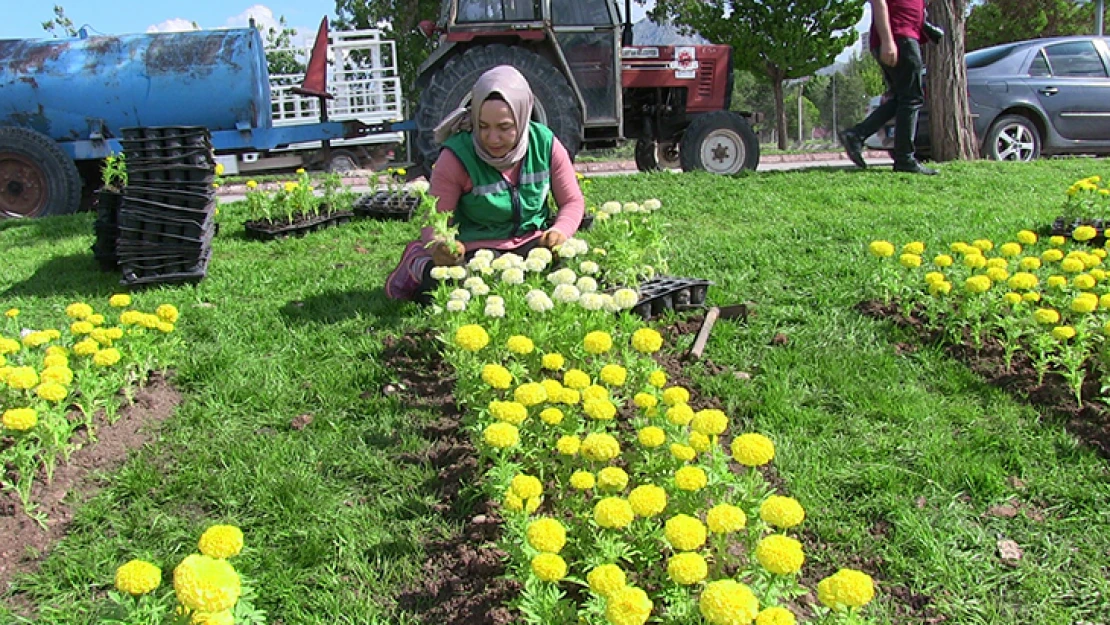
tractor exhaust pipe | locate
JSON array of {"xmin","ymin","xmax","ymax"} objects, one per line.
[{"xmin": 622, "ymin": 0, "xmax": 633, "ymax": 46}]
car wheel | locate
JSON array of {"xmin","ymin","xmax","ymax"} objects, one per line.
[{"xmin": 983, "ymin": 115, "xmax": 1041, "ymax": 162}]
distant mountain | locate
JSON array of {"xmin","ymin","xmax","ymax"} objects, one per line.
[{"xmin": 630, "ymin": 18, "xmax": 708, "ymax": 46}]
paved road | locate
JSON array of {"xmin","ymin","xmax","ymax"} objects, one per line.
[{"xmin": 216, "ymin": 151, "xmax": 893, "ymax": 202}]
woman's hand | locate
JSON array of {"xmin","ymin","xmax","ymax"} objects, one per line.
[
  {"xmin": 431, "ymin": 240, "xmax": 464, "ymax": 266},
  {"xmin": 539, "ymin": 229, "xmax": 568, "ymax": 249}
]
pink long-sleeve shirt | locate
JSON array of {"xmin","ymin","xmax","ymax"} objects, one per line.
[{"xmin": 420, "ymin": 136, "xmax": 585, "ymax": 251}]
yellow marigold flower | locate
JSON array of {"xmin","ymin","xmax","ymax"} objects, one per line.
[
  {"xmin": 570, "ymin": 471, "xmax": 596, "ymax": 490},
  {"xmin": 985, "ymin": 258, "xmax": 1007, "ymax": 271},
  {"xmin": 670, "ymin": 443, "xmax": 696, "ymax": 462},
  {"xmin": 627, "ymin": 484, "xmax": 667, "ymax": 517},
  {"xmin": 648, "ymin": 370, "xmax": 667, "ymax": 388},
  {"xmin": 1052, "ymin": 325, "xmax": 1076, "ymax": 341},
  {"xmin": 2, "ymin": 408, "xmax": 37, "ymax": 431},
  {"xmin": 985, "ymin": 267, "xmax": 1009, "ymax": 283},
  {"xmin": 481, "ymin": 364, "xmax": 513, "ymax": 389},
  {"xmin": 73, "ymin": 338, "xmax": 99, "ymax": 356},
  {"xmin": 598, "ymin": 466, "xmax": 629, "ymax": 492},
  {"xmin": 284, "ymin": 181, "xmax": 297, "ymax": 193},
  {"xmin": 637, "ymin": 426, "xmax": 666, "ymax": 448},
  {"xmin": 93, "ymin": 348, "xmax": 122, "ymax": 367},
  {"xmin": 540, "ymin": 407, "xmax": 564, "ymax": 425},
  {"xmin": 0, "ymin": 337, "xmax": 20, "ymax": 355},
  {"xmin": 633, "ymin": 393, "xmax": 658, "ymax": 410},
  {"xmin": 556, "ymin": 435, "xmax": 580, "ymax": 456},
  {"xmin": 662, "ymin": 386, "xmax": 690, "ymax": 406},
  {"xmin": 756, "ymin": 606, "xmax": 797, "ymax": 625},
  {"xmin": 138, "ymin": 314, "xmax": 160, "ymax": 329},
  {"xmin": 587, "ymin": 564, "xmax": 627, "ymax": 598},
  {"xmin": 119, "ymin": 310, "xmax": 143, "ymax": 326},
  {"xmin": 540, "ymin": 378, "xmax": 563, "ymax": 399},
  {"xmin": 483, "ymin": 422, "xmax": 520, "ymax": 449},
  {"xmin": 581, "ymin": 432, "xmax": 621, "ymax": 461},
  {"xmin": 115, "ymin": 559, "xmax": 162, "ymax": 595},
  {"xmin": 964, "ymin": 275, "xmax": 992, "ymax": 294},
  {"xmin": 933, "ymin": 254, "xmax": 954, "ymax": 267},
  {"xmin": 756, "ymin": 534, "xmax": 805, "ymax": 575},
  {"xmin": 1073, "ymin": 225, "xmax": 1098, "ymax": 242},
  {"xmin": 89, "ymin": 312, "xmax": 105, "ymax": 326},
  {"xmin": 1046, "ymin": 275, "xmax": 1067, "ymax": 290},
  {"xmin": 1101, "ymin": 293, "xmax": 1110, "ymax": 309},
  {"xmin": 1093, "ymin": 268, "xmax": 1108, "ymax": 281},
  {"xmin": 700, "ymin": 580, "xmax": 759, "ymax": 625},
  {"xmin": 1019, "ymin": 256, "xmax": 1042, "ymax": 270},
  {"xmin": 514, "ymin": 382, "xmax": 548, "ymax": 407},
  {"xmin": 246, "ymin": 179, "xmax": 259, "ymax": 189},
  {"xmin": 583, "ymin": 384, "xmax": 608, "ymax": 401},
  {"xmin": 1007, "ymin": 272, "xmax": 1038, "ymax": 291},
  {"xmin": 899, "ymin": 253, "xmax": 922, "ymax": 268},
  {"xmin": 687, "ymin": 431, "xmax": 711, "ymax": 453},
  {"xmin": 504, "ymin": 490, "xmax": 524, "ymax": 511},
  {"xmin": 506, "ymin": 335, "xmax": 534, "ymax": 354},
  {"xmin": 594, "ymin": 497, "xmax": 634, "ymax": 529},
  {"xmin": 963, "ymin": 253, "xmax": 986, "ymax": 269},
  {"xmin": 667, "ymin": 552, "xmax": 708, "ymax": 585},
  {"xmin": 902, "ymin": 241, "xmax": 925, "ymax": 255},
  {"xmin": 40, "ymin": 365, "xmax": 73, "ymax": 386},
  {"xmin": 21, "ymin": 331, "xmax": 50, "ymax": 348},
  {"xmin": 732, "ymin": 433, "xmax": 775, "ymax": 466},
  {"xmin": 198, "ymin": 525, "xmax": 244, "ymax": 560},
  {"xmin": 924, "ymin": 271, "xmax": 945, "ymax": 285},
  {"xmin": 36, "ymin": 382, "xmax": 68, "ymax": 403},
  {"xmin": 1075, "ymin": 274, "xmax": 1097, "ymax": 291},
  {"xmin": 173, "ymin": 554, "xmax": 240, "ymax": 613},
  {"xmin": 664, "ymin": 514, "xmax": 707, "ymax": 551},
  {"xmin": 1071, "ymin": 294, "xmax": 1099, "ymax": 314},
  {"xmin": 971, "ymin": 238, "xmax": 993, "ymax": 251},
  {"xmin": 691, "ymin": 409, "xmax": 728, "ymax": 436},
  {"xmin": 707, "ymin": 503, "xmax": 747, "ymax": 534},
  {"xmin": 1061, "ymin": 257, "xmax": 1085, "ymax": 273},
  {"xmin": 998, "ymin": 242, "xmax": 1022, "ymax": 258},
  {"xmin": 1017, "ymin": 230, "xmax": 1038, "ymax": 245},
  {"xmin": 541, "ymin": 353, "xmax": 565, "ymax": 370},
  {"xmin": 527, "ymin": 518, "xmax": 567, "ymax": 553},
  {"xmin": 1033, "ymin": 308, "xmax": 1061, "ymax": 325},
  {"xmin": 868, "ymin": 240, "xmax": 894, "ymax": 258},
  {"xmin": 454, "ymin": 324, "xmax": 490, "ymax": 352},
  {"xmin": 70, "ymin": 320, "xmax": 95, "ymax": 335},
  {"xmin": 584, "ymin": 398, "xmax": 617, "ymax": 420},
  {"xmin": 511, "ymin": 474, "xmax": 543, "ymax": 499},
  {"xmin": 531, "ymin": 553, "xmax": 567, "ymax": 582},
  {"xmin": 605, "ymin": 586, "xmax": 653, "ymax": 625},
  {"xmin": 599, "ymin": 364, "xmax": 628, "ymax": 386},
  {"xmin": 1042, "ymin": 248, "xmax": 1065, "ymax": 262},
  {"xmin": 106, "ymin": 327, "xmax": 124, "ymax": 340},
  {"xmin": 675, "ymin": 466, "xmax": 708, "ymax": 491},
  {"xmin": 3, "ymin": 308, "xmax": 17, "ymax": 318},
  {"xmin": 818, "ymin": 568, "xmax": 875, "ymax": 610},
  {"xmin": 631, "ymin": 328, "xmax": 664, "ymax": 353},
  {"xmin": 90, "ymin": 328, "xmax": 113, "ymax": 346},
  {"xmin": 525, "ymin": 496, "xmax": 541, "ymax": 514},
  {"xmin": 665, "ymin": 404, "xmax": 694, "ymax": 426},
  {"xmin": 563, "ymin": 368, "xmax": 591, "ymax": 389},
  {"xmin": 489, "ymin": 400, "xmax": 528, "ymax": 425},
  {"xmin": 65, "ymin": 302, "xmax": 93, "ymax": 319},
  {"xmin": 6, "ymin": 366, "xmax": 38, "ymax": 390},
  {"xmin": 760, "ymin": 495, "xmax": 806, "ymax": 529},
  {"xmin": 1003, "ymin": 292, "xmax": 1023, "ymax": 305},
  {"xmin": 1095, "ymin": 250, "xmax": 1108, "ymax": 261},
  {"xmin": 583, "ymin": 331, "xmax": 613, "ymax": 354},
  {"xmin": 190, "ymin": 611, "xmax": 234, "ymax": 625}
]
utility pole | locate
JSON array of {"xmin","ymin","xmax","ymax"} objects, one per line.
[
  {"xmin": 832, "ymin": 73, "xmax": 838, "ymax": 136},
  {"xmin": 797, "ymin": 81, "xmax": 804, "ymax": 145},
  {"xmin": 1098, "ymin": 0, "xmax": 1105, "ymax": 36}
]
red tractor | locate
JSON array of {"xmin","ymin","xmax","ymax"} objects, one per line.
[{"xmin": 412, "ymin": 0, "xmax": 759, "ymax": 177}]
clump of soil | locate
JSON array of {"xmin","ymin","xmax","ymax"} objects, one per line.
[{"xmin": 0, "ymin": 373, "xmax": 182, "ymax": 611}]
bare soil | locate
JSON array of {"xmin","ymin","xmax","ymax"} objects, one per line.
[{"xmin": 0, "ymin": 373, "xmax": 181, "ymax": 614}]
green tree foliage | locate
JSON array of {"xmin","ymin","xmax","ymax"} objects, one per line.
[
  {"xmin": 651, "ymin": 0, "xmax": 865, "ymax": 149},
  {"xmin": 258, "ymin": 15, "xmax": 307, "ymax": 78},
  {"xmin": 965, "ymin": 0, "xmax": 1101, "ymax": 51},
  {"xmin": 41, "ymin": 5, "xmax": 78, "ymax": 38},
  {"xmin": 335, "ymin": 0, "xmax": 441, "ymax": 103}
]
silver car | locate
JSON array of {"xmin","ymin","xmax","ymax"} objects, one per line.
[{"xmin": 864, "ymin": 36, "xmax": 1110, "ymax": 161}]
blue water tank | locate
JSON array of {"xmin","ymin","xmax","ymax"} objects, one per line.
[{"xmin": 0, "ymin": 28, "xmax": 271, "ymax": 143}]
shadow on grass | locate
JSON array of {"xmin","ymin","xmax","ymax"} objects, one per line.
[
  {"xmin": 279, "ymin": 287, "xmax": 416, "ymax": 327},
  {"xmin": 2, "ymin": 253, "xmax": 122, "ymax": 299},
  {"xmin": 0, "ymin": 213, "xmax": 93, "ymax": 244}
]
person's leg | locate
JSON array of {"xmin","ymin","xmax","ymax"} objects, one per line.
[
  {"xmin": 841, "ymin": 52, "xmax": 898, "ymax": 168},
  {"xmin": 890, "ymin": 38, "xmax": 934, "ymax": 173}
]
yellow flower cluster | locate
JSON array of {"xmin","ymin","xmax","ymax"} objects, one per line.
[
  {"xmin": 483, "ymin": 422, "xmax": 520, "ymax": 448},
  {"xmin": 511, "ymin": 474, "xmax": 543, "ymax": 499},
  {"xmin": 631, "ymin": 328, "xmax": 663, "ymax": 353},
  {"xmin": 597, "ymin": 466, "xmax": 629, "ymax": 492},
  {"xmin": 661, "ymin": 386, "xmax": 690, "ymax": 406},
  {"xmin": 627, "ymin": 484, "xmax": 667, "ymax": 517},
  {"xmin": 453, "ymin": 324, "xmax": 490, "ymax": 352},
  {"xmin": 570, "ymin": 470, "xmax": 595, "ymax": 490},
  {"xmin": 198, "ymin": 525, "xmax": 244, "ymax": 559},
  {"xmin": 2, "ymin": 408, "xmax": 38, "ymax": 431},
  {"xmin": 759, "ymin": 496, "xmax": 805, "ymax": 529},
  {"xmin": 817, "ymin": 568, "xmax": 875, "ymax": 610},
  {"xmin": 93, "ymin": 348, "xmax": 122, "ymax": 367},
  {"xmin": 587, "ymin": 563, "xmax": 626, "ymax": 597},
  {"xmin": 583, "ymin": 331, "xmax": 613, "ymax": 354},
  {"xmin": 594, "ymin": 497, "xmax": 634, "ymax": 529},
  {"xmin": 531, "ymin": 553, "xmax": 567, "ymax": 581},
  {"xmin": 539, "ymin": 407, "xmax": 564, "ymax": 425},
  {"xmin": 489, "ymin": 400, "xmax": 527, "ymax": 425},
  {"xmin": 755, "ymin": 606, "xmax": 797, "ymax": 625},
  {"xmin": 506, "ymin": 335, "xmax": 535, "ymax": 354},
  {"xmin": 580, "ymin": 432, "xmax": 621, "ymax": 461},
  {"xmin": 174, "ymin": 554, "xmax": 241, "ymax": 613},
  {"xmin": 691, "ymin": 409, "xmax": 728, "ymax": 435},
  {"xmin": 526, "ymin": 518, "xmax": 567, "ymax": 553},
  {"xmin": 700, "ymin": 579, "xmax": 759, "ymax": 625},
  {"xmin": 599, "ymin": 364, "xmax": 627, "ymax": 386},
  {"xmin": 541, "ymin": 353, "xmax": 564, "ymax": 370},
  {"xmin": 706, "ymin": 503, "xmax": 747, "ymax": 534},
  {"xmin": 514, "ymin": 382, "xmax": 547, "ymax": 406},
  {"xmin": 605, "ymin": 585, "xmax": 653, "ymax": 625},
  {"xmin": 664, "ymin": 514, "xmax": 707, "ymax": 551},
  {"xmin": 674, "ymin": 466, "xmax": 708, "ymax": 491},
  {"xmin": 555, "ymin": 435, "xmax": 580, "ymax": 456},
  {"xmin": 583, "ymin": 398, "xmax": 617, "ymax": 420},
  {"xmin": 731, "ymin": 433, "xmax": 775, "ymax": 466},
  {"xmin": 481, "ymin": 364, "xmax": 513, "ymax": 389},
  {"xmin": 563, "ymin": 368, "xmax": 591, "ymax": 389},
  {"xmin": 755, "ymin": 534, "xmax": 805, "ymax": 575},
  {"xmin": 667, "ymin": 552, "xmax": 708, "ymax": 585},
  {"xmin": 115, "ymin": 559, "xmax": 162, "ymax": 595},
  {"xmin": 637, "ymin": 426, "xmax": 665, "ymax": 448},
  {"xmin": 868, "ymin": 240, "xmax": 895, "ymax": 258}
]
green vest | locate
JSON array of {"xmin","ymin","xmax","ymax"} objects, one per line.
[{"xmin": 442, "ymin": 121, "xmax": 553, "ymax": 242}]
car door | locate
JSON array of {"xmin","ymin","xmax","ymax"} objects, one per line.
[{"xmin": 1025, "ymin": 39, "xmax": 1110, "ymax": 141}]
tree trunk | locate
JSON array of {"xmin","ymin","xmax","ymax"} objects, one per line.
[
  {"xmin": 771, "ymin": 76, "xmax": 787, "ymax": 150},
  {"xmin": 924, "ymin": 0, "xmax": 978, "ymax": 161}
]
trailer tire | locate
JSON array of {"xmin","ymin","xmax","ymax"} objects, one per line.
[
  {"xmin": 413, "ymin": 44, "xmax": 582, "ymax": 177},
  {"xmin": 0, "ymin": 126, "xmax": 82, "ymax": 219},
  {"xmin": 679, "ymin": 111, "xmax": 760, "ymax": 175},
  {"xmin": 634, "ymin": 139, "xmax": 680, "ymax": 172},
  {"xmin": 326, "ymin": 150, "xmax": 361, "ymax": 173}
]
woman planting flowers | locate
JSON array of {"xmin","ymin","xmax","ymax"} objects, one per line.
[{"xmin": 385, "ymin": 66, "xmax": 584, "ymax": 302}]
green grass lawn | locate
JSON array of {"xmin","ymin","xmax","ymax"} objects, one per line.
[{"xmin": 3, "ymin": 158, "xmax": 1110, "ymax": 624}]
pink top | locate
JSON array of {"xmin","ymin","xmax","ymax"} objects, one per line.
[{"xmin": 420, "ymin": 137, "xmax": 585, "ymax": 251}]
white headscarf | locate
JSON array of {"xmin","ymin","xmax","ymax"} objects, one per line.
[{"xmin": 432, "ymin": 66, "xmax": 534, "ymax": 171}]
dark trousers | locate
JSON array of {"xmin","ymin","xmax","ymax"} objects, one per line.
[{"xmin": 852, "ymin": 37, "xmax": 925, "ymax": 166}]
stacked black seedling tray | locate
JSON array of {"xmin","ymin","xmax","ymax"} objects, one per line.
[
  {"xmin": 116, "ymin": 126, "xmax": 217, "ymax": 286},
  {"xmin": 628, "ymin": 276, "xmax": 713, "ymax": 319},
  {"xmin": 353, "ymin": 191, "xmax": 420, "ymax": 221},
  {"xmin": 91, "ymin": 190, "xmax": 123, "ymax": 271}
]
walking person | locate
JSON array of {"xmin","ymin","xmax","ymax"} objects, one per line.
[{"xmin": 840, "ymin": 0, "xmax": 937, "ymax": 175}]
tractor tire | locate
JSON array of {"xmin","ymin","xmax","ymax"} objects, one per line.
[
  {"xmin": 634, "ymin": 139, "xmax": 680, "ymax": 172},
  {"xmin": 678, "ymin": 111, "xmax": 760, "ymax": 175},
  {"xmin": 413, "ymin": 44, "xmax": 582, "ymax": 177},
  {"xmin": 0, "ymin": 126, "xmax": 82, "ymax": 219}
]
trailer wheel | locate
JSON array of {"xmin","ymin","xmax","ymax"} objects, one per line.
[
  {"xmin": 0, "ymin": 126, "xmax": 82, "ymax": 219},
  {"xmin": 326, "ymin": 150, "xmax": 361, "ymax": 173},
  {"xmin": 413, "ymin": 44, "xmax": 583, "ymax": 177},
  {"xmin": 634, "ymin": 139, "xmax": 680, "ymax": 172},
  {"xmin": 679, "ymin": 111, "xmax": 760, "ymax": 175}
]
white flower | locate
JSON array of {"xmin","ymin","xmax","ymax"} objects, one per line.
[
  {"xmin": 641, "ymin": 265, "xmax": 656, "ymax": 279},
  {"xmin": 406, "ymin": 180, "xmax": 430, "ymax": 194},
  {"xmin": 430, "ymin": 305, "xmax": 443, "ymax": 314},
  {"xmin": 484, "ymin": 304, "xmax": 505, "ymax": 318},
  {"xmin": 474, "ymin": 249, "xmax": 495, "ymax": 261},
  {"xmin": 481, "ymin": 266, "xmax": 494, "ymax": 276},
  {"xmin": 502, "ymin": 268, "xmax": 525, "ymax": 284},
  {"xmin": 568, "ymin": 238, "xmax": 590, "ymax": 255},
  {"xmin": 547, "ymin": 268, "xmax": 577, "ymax": 286},
  {"xmin": 623, "ymin": 202, "xmax": 641, "ymax": 213},
  {"xmin": 468, "ymin": 256, "xmax": 491, "ymax": 272},
  {"xmin": 527, "ymin": 247, "xmax": 553, "ymax": 264},
  {"xmin": 446, "ymin": 299, "xmax": 467, "ymax": 312},
  {"xmin": 449, "ymin": 288, "xmax": 471, "ymax": 302},
  {"xmin": 487, "ymin": 295, "xmax": 505, "ymax": 307},
  {"xmin": 524, "ymin": 257, "xmax": 548, "ymax": 273},
  {"xmin": 600, "ymin": 201, "xmax": 622, "ymax": 215},
  {"xmin": 601, "ymin": 294, "xmax": 621, "ymax": 313},
  {"xmin": 447, "ymin": 266, "xmax": 467, "ymax": 280},
  {"xmin": 491, "ymin": 253, "xmax": 524, "ymax": 271},
  {"xmin": 555, "ymin": 243, "xmax": 578, "ymax": 259},
  {"xmin": 528, "ymin": 293, "xmax": 554, "ymax": 313},
  {"xmin": 643, "ymin": 198, "xmax": 662, "ymax": 211},
  {"xmin": 552, "ymin": 284, "xmax": 581, "ymax": 303},
  {"xmin": 579, "ymin": 261, "xmax": 600, "ymax": 275},
  {"xmin": 430, "ymin": 266, "xmax": 450, "ymax": 280},
  {"xmin": 464, "ymin": 277, "xmax": 489, "ymax": 296},
  {"xmin": 576, "ymin": 276, "xmax": 599, "ymax": 293},
  {"xmin": 579, "ymin": 293, "xmax": 604, "ymax": 311},
  {"xmin": 613, "ymin": 288, "xmax": 640, "ymax": 309}
]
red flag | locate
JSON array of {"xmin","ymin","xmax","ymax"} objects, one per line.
[{"xmin": 293, "ymin": 16, "xmax": 334, "ymax": 99}]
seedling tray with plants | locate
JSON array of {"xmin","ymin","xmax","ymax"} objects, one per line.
[
  {"xmin": 243, "ymin": 211, "xmax": 350, "ymax": 241},
  {"xmin": 353, "ymin": 191, "xmax": 420, "ymax": 221},
  {"xmin": 627, "ymin": 276, "xmax": 713, "ymax": 319}
]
